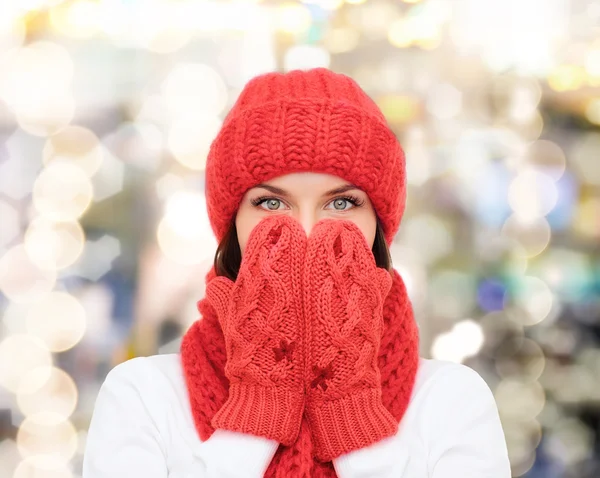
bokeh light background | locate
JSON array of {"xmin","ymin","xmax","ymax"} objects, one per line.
[{"xmin": 0, "ymin": 0, "xmax": 599, "ymax": 477}]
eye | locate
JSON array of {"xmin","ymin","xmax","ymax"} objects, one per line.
[
  {"xmin": 251, "ymin": 196, "xmax": 287, "ymax": 211},
  {"xmin": 326, "ymin": 195, "xmax": 365, "ymax": 211}
]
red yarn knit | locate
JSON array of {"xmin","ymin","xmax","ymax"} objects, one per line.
[
  {"xmin": 180, "ymin": 252, "xmax": 419, "ymax": 476},
  {"xmin": 203, "ymin": 215, "xmax": 306, "ymax": 446},
  {"xmin": 204, "ymin": 68, "xmax": 406, "ymax": 246},
  {"xmin": 303, "ymin": 219, "xmax": 398, "ymax": 462},
  {"xmin": 181, "ymin": 68, "xmax": 419, "ymax": 476}
]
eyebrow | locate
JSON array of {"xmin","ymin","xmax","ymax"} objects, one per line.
[{"xmin": 254, "ymin": 183, "xmax": 360, "ymax": 197}]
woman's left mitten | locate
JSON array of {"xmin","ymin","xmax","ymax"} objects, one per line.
[{"xmin": 303, "ymin": 219, "xmax": 396, "ymax": 461}]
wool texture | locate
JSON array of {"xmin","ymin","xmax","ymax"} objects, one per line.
[
  {"xmin": 180, "ymin": 67, "xmax": 420, "ymax": 476},
  {"xmin": 202, "ymin": 215, "xmax": 306, "ymax": 446},
  {"xmin": 303, "ymin": 218, "xmax": 399, "ymax": 462},
  {"xmin": 203, "ymin": 67, "xmax": 406, "ymax": 246},
  {"xmin": 180, "ymin": 236, "xmax": 419, "ymax": 476}
]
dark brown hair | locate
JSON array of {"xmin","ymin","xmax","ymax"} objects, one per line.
[{"xmin": 214, "ymin": 219, "xmax": 392, "ymax": 281}]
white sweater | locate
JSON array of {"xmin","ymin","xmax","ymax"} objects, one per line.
[{"xmin": 83, "ymin": 354, "xmax": 511, "ymax": 478}]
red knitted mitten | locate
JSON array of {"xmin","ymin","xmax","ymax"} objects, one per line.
[
  {"xmin": 205, "ymin": 215, "xmax": 307, "ymax": 445},
  {"xmin": 303, "ymin": 219, "xmax": 397, "ymax": 461}
]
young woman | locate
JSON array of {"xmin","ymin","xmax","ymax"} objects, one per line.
[{"xmin": 83, "ymin": 68, "xmax": 511, "ymax": 477}]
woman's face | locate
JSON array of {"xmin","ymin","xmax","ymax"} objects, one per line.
[{"xmin": 235, "ymin": 172, "xmax": 377, "ymax": 255}]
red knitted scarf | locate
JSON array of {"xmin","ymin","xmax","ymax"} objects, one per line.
[{"xmin": 180, "ymin": 265, "xmax": 419, "ymax": 477}]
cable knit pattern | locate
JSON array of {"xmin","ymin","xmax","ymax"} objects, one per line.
[
  {"xmin": 303, "ymin": 219, "xmax": 397, "ymax": 461},
  {"xmin": 199, "ymin": 215, "xmax": 307, "ymax": 445},
  {"xmin": 181, "ymin": 261, "xmax": 418, "ymax": 477},
  {"xmin": 180, "ymin": 67, "xmax": 420, "ymax": 476},
  {"xmin": 204, "ymin": 68, "xmax": 406, "ymax": 247},
  {"xmin": 181, "ymin": 257, "xmax": 419, "ymax": 476}
]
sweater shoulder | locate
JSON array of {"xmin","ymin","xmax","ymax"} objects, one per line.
[
  {"xmin": 408, "ymin": 357, "xmax": 497, "ymax": 417},
  {"xmin": 413, "ymin": 358, "xmax": 491, "ymax": 394},
  {"xmin": 106, "ymin": 353, "xmax": 183, "ymax": 387},
  {"xmin": 104, "ymin": 354, "xmax": 190, "ymax": 418}
]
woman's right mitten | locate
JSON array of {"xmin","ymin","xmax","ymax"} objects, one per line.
[{"xmin": 205, "ymin": 214, "xmax": 307, "ymax": 446}]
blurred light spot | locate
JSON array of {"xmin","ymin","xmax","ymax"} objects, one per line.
[
  {"xmin": 50, "ymin": 0, "xmax": 99, "ymax": 38},
  {"xmin": 303, "ymin": 0, "xmax": 343, "ymax": 9},
  {"xmin": 103, "ymin": 121, "xmax": 164, "ymax": 171},
  {"xmin": 90, "ymin": 148, "xmax": 125, "ymax": 202},
  {"xmin": 426, "ymin": 83, "xmax": 462, "ymax": 119},
  {"xmin": 376, "ymin": 95, "xmax": 420, "ymax": 124},
  {"xmin": 505, "ymin": 110, "xmax": 543, "ymax": 142},
  {"xmin": 0, "ymin": 334, "xmax": 52, "ymax": 393},
  {"xmin": 323, "ymin": 27, "xmax": 360, "ymax": 53},
  {"xmin": 503, "ymin": 418, "xmax": 541, "ymax": 476},
  {"xmin": 404, "ymin": 126, "xmax": 432, "ymax": 186},
  {"xmin": 1, "ymin": 302, "xmax": 29, "ymax": 334},
  {"xmin": 0, "ymin": 199, "xmax": 19, "ymax": 248},
  {"xmin": 0, "ymin": 12, "xmax": 26, "ymax": 53},
  {"xmin": 284, "ymin": 45, "xmax": 330, "ymax": 72},
  {"xmin": 496, "ymin": 378, "xmax": 545, "ymax": 420},
  {"xmin": 350, "ymin": 1, "xmax": 397, "ymax": 41},
  {"xmin": 570, "ymin": 132, "xmax": 600, "ymax": 185},
  {"xmin": 14, "ymin": 455, "xmax": 73, "ymax": 478},
  {"xmin": 0, "ymin": 131, "xmax": 46, "ymax": 200},
  {"xmin": 163, "ymin": 63, "xmax": 228, "ymax": 119},
  {"xmin": 480, "ymin": 238, "xmax": 527, "ymax": 278},
  {"xmin": 26, "ymin": 292, "xmax": 86, "ymax": 352},
  {"xmin": 495, "ymin": 337, "xmax": 546, "ymax": 381},
  {"xmin": 532, "ymin": 249, "xmax": 594, "ymax": 302},
  {"xmin": 585, "ymin": 98, "xmax": 600, "ymax": 125},
  {"xmin": 167, "ymin": 114, "xmax": 221, "ymax": 171},
  {"xmin": 537, "ymin": 399, "xmax": 562, "ymax": 429},
  {"xmin": 130, "ymin": 1, "xmax": 191, "ymax": 53},
  {"xmin": 521, "ymin": 140, "xmax": 566, "ymax": 180},
  {"xmin": 345, "ymin": 0, "xmax": 367, "ymax": 3},
  {"xmin": 507, "ymin": 276, "xmax": 553, "ymax": 326},
  {"xmin": 550, "ymin": 365, "xmax": 598, "ymax": 404},
  {"xmin": 33, "ymin": 162, "xmax": 93, "ymax": 221},
  {"xmin": 431, "ymin": 319, "xmax": 484, "ymax": 363},
  {"xmin": 43, "ymin": 126, "xmax": 103, "ymax": 177},
  {"xmin": 584, "ymin": 48, "xmax": 600, "ymax": 77},
  {"xmin": 0, "ymin": 42, "xmax": 73, "ymax": 101},
  {"xmin": 499, "ymin": 77, "xmax": 542, "ymax": 124},
  {"xmin": 157, "ymin": 191, "xmax": 217, "ymax": 265},
  {"xmin": 135, "ymin": 94, "xmax": 166, "ymax": 125},
  {"xmin": 71, "ymin": 235, "xmax": 121, "ymax": 281},
  {"xmin": 548, "ymin": 65, "xmax": 586, "ymax": 92},
  {"xmin": 24, "ymin": 218, "xmax": 85, "ymax": 271},
  {"xmin": 17, "ymin": 93, "xmax": 75, "ymax": 137},
  {"xmin": 508, "ymin": 441, "xmax": 536, "ymax": 477},
  {"xmin": 574, "ymin": 195, "xmax": 600, "ymax": 238},
  {"xmin": 0, "ymin": 41, "xmax": 75, "ymax": 136},
  {"xmin": 388, "ymin": 18, "xmax": 413, "ymax": 48},
  {"xmin": 276, "ymin": 3, "xmax": 312, "ymax": 34},
  {"xmin": 402, "ymin": 214, "xmax": 452, "ymax": 265},
  {"xmin": 17, "ymin": 366, "xmax": 78, "ymax": 424},
  {"xmin": 501, "ymin": 215, "xmax": 551, "ymax": 258},
  {"xmin": 508, "ymin": 168, "xmax": 558, "ymax": 221},
  {"xmin": 477, "ymin": 278, "xmax": 507, "ymax": 312},
  {"xmin": 155, "ymin": 173, "xmax": 185, "ymax": 200},
  {"xmin": 389, "ymin": 244, "xmax": 427, "ymax": 308},
  {"xmin": 0, "ymin": 245, "xmax": 57, "ymax": 303},
  {"xmin": 546, "ymin": 417, "xmax": 594, "ymax": 466},
  {"xmin": 17, "ymin": 415, "xmax": 77, "ymax": 462},
  {"xmin": 429, "ymin": 270, "xmax": 476, "ymax": 319},
  {"xmin": 479, "ymin": 311, "xmax": 524, "ymax": 357},
  {"xmin": 388, "ymin": 5, "xmax": 443, "ymax": 49},
  {"xmin": 0, "ymin": 438, "xmax": 19, "ymax": 477}
]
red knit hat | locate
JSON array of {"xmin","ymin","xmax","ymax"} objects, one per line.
[{"xmin": 204, "ymin": 67, "xmax": 406, "ymax": 246}]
